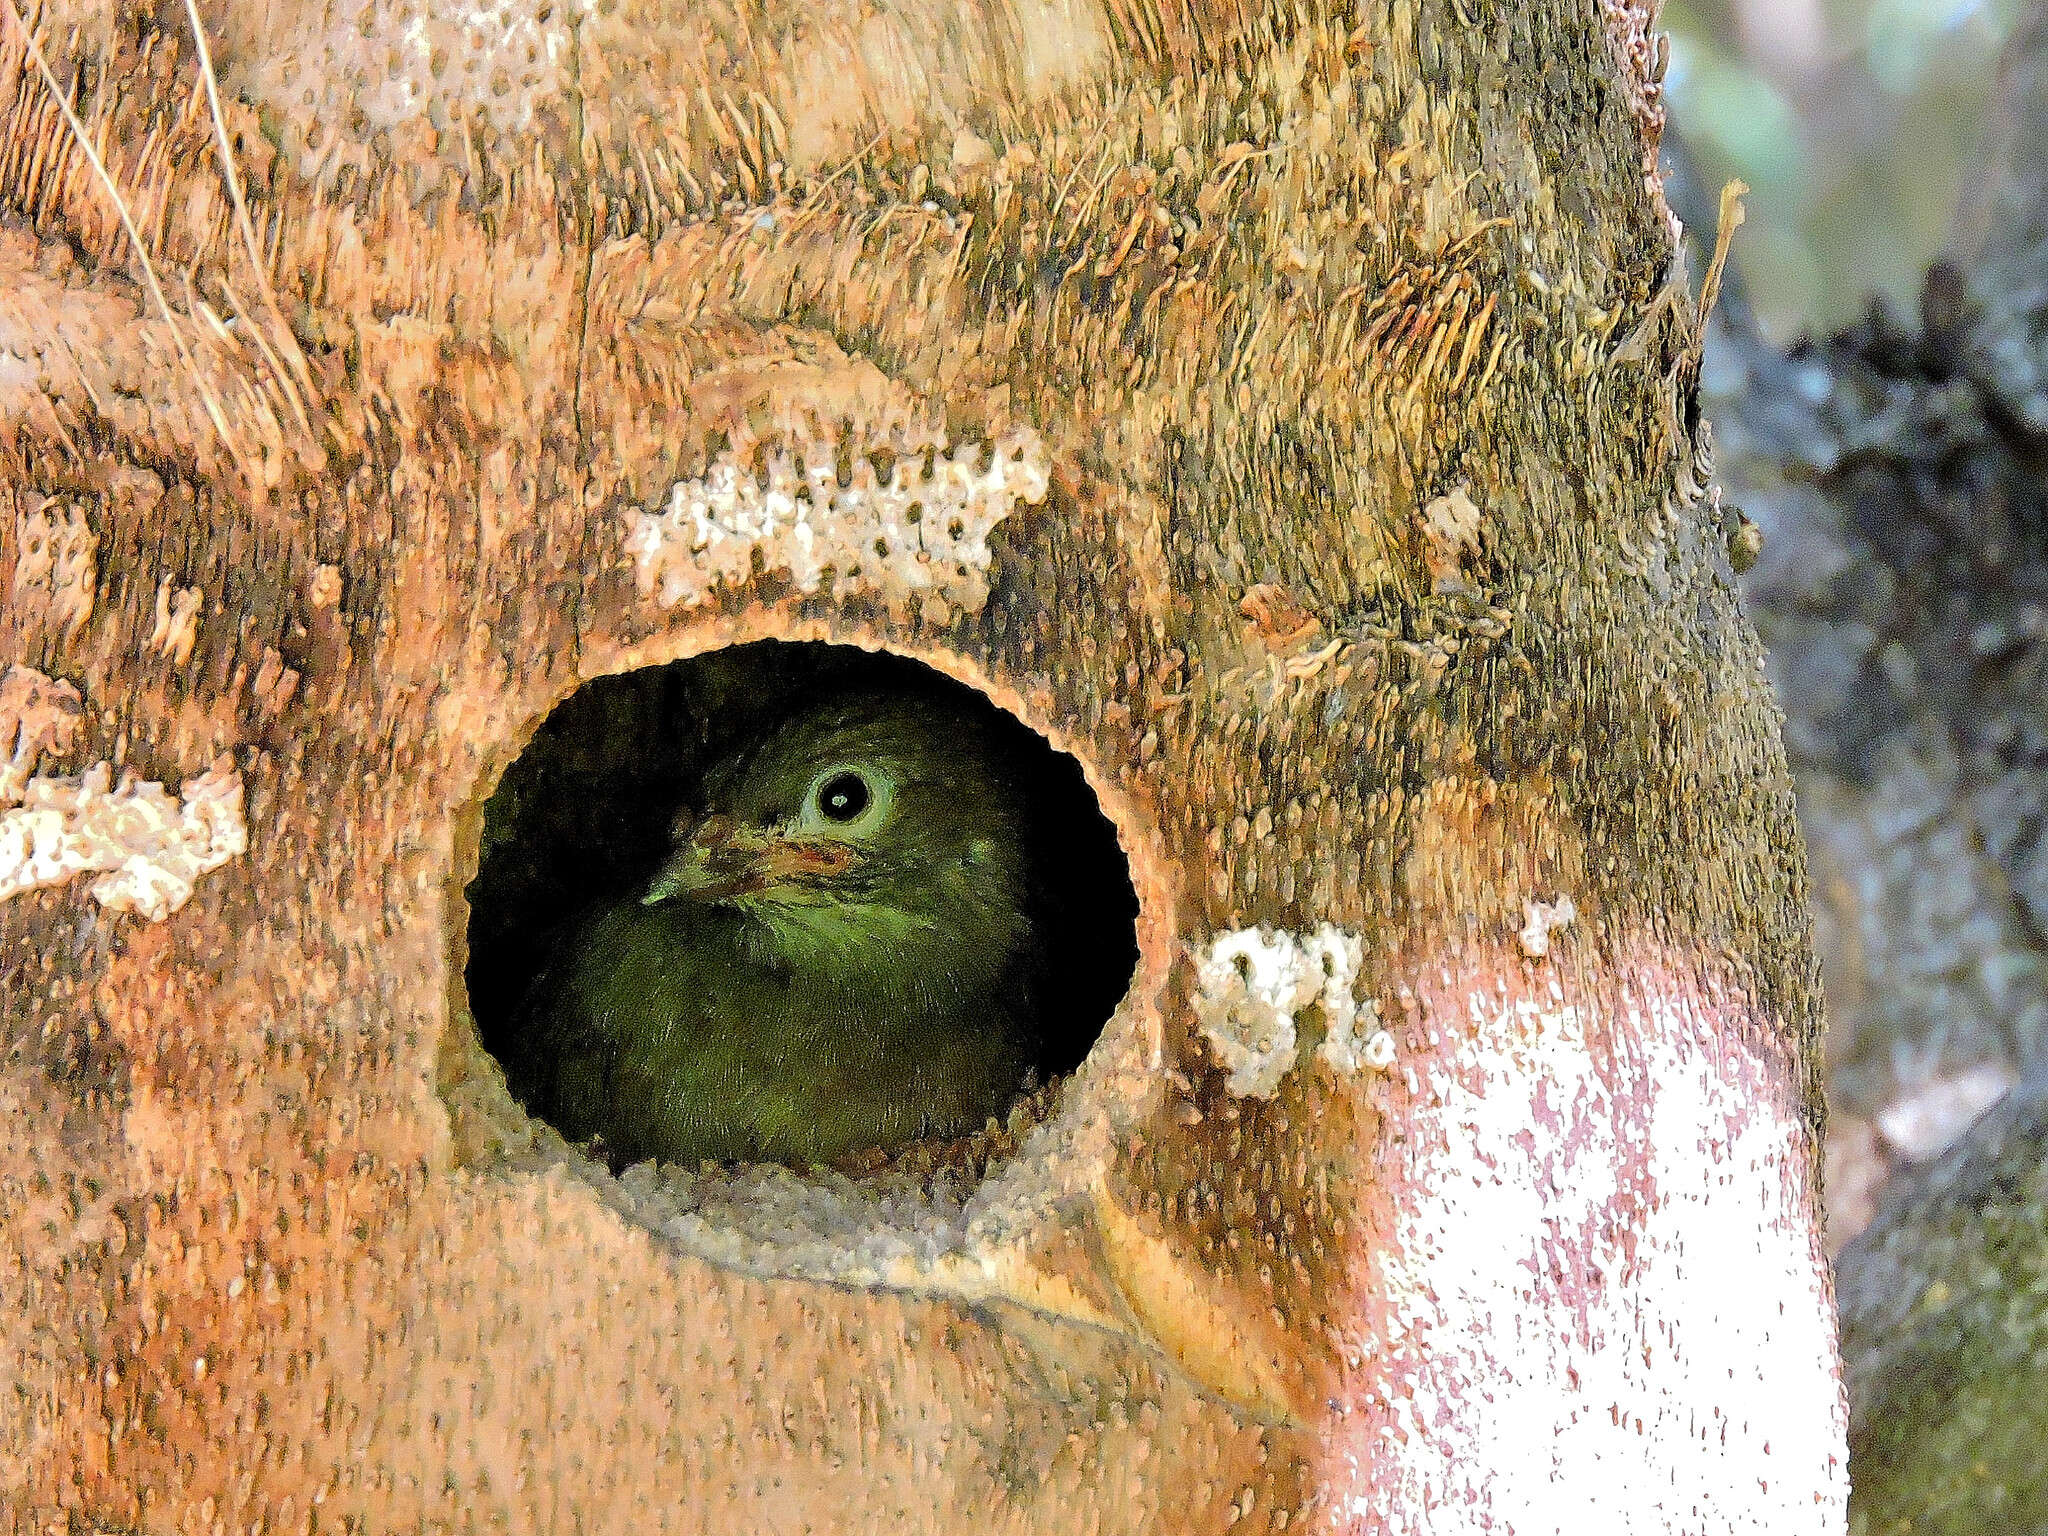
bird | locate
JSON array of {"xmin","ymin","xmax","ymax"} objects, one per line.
[{"xmin": 520, "ymin": 688, "xmax": 1045, "ymax": 1169}]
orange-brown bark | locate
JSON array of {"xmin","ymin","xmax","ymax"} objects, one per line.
[{"xmin": 0, "ymin": 0, "xmax": 1841, "ymax": 1529}]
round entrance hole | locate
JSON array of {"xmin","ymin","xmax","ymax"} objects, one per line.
[{"xmin": 464, "ymin": 641, "xmax": 1140, "ymax": 1176}]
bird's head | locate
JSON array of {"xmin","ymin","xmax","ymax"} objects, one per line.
[{"xmin": 640, "ymin": 693, "xmax": 1031, "ymax": 956}]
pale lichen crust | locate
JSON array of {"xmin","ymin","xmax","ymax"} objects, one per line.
[
  {"xmin": 0, "ymin": 664, "xmax": 247, "ymax": 921},
  {"xmin": 0, "ymin": 759, "xmax": 248, "ymax": 921},
  {"xmin": 622, "ymin": 425, "xmax": 1049, "ymax": 622},
  {"xmin": 1192, "ymin": 924, "xmax": 1393, "ymax": 1097},
  {"xmin": 0, "ymin": 664, "xmax": 83, "ymax": 801},
  {"xmin": 11, "ymin": 496, "xmax": 97, "ymax": 644}
]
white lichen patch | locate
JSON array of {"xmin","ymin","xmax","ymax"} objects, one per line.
[
  {"xmin": 308, "ymin": 564, "xmax": 343, "ymax": 611},
  {"xmin": 1518, "ymin": 893, "xmax": 1577, "ymax": 958},
  {"xmin": 0, "ymin": 759, "xmax": 248, "ymax": 921},
  {"xmin": 1322, "ymin": 1011, "xmax": 1398, "ymax": 1075},
  {"xmin": 1422, "ymin": 484, "xmax": 1482, "ymax": 557},
  {"xmin": 622, "ymin": 425, "xmax": 1049, "ymax": 620},
  {"xmin": 1193, "ymin": 924, "xmax": 1382, "ymax": 1096}
]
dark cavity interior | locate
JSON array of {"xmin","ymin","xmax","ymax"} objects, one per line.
[{"xmin": 464, "ymin": 640, "xmax": 1140, "ymax": 1172}]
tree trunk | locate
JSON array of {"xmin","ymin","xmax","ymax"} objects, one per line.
[{"xmin": 0, "ymin": 0, "xmax": 1843, "ymax": 1530}]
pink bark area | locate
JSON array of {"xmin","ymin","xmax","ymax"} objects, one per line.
[{"xmin": 1311, "ymin": 944, "xmax": 1847, "ymax": 1533}]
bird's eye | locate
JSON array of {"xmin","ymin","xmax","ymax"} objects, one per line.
[
  {"xmin": 797, "ymin": 763, "xmax": 894, "ymax": 836},
  {"xmin": 816, "ymin": 770, "xmax": 872, "ymax": 824}
]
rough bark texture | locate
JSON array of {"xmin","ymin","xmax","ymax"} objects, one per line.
[
  {"xmin": 0, "ymin": 0, "xmax": 1843, "ymax": 1530},
  {"xmin": 1836, "ymin": 1070, "xmax": 2048, "ymax": 1535}
]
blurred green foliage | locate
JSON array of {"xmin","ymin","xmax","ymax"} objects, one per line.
[{"xmin": 1665, "ymin": 0, "xmax": 2020, "ymax": 340}]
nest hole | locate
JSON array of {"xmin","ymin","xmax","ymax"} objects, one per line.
[{"xmin": 464, "ymin": 640, "xmax": 1140, "ymax": 1178}]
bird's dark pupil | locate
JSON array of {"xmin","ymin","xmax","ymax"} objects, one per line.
[{"xmin": 820, "ymin": 772, "xmax": 869, "ymax": 822}]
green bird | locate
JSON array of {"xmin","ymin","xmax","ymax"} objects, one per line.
[{"xmin": 527, "ymin": 690, "xmax": 1043, "ymax": 1168}]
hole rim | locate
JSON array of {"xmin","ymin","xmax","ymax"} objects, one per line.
[{"xmin": 435, "ymin": 618, "xmax": 1177, "ymax": 1290}]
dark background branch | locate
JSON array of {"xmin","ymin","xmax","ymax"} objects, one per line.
[{"xmin": 1688, "ymin": 3, "xmax": 2048, "ymax": 1525}]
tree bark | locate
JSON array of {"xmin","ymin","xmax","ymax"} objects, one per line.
[
  {"xmin": 0, "ymin": 0, "xmax": 1843, "ymax": 1530},
  {"xmin": 1836, "ymin": 1069, "xmax": 2048, "ymax": 1534}
]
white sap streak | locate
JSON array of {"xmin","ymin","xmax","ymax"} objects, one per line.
[{"xmin": 1360, "ymin": 985, "xmax": 1847, "ymax": 1534}]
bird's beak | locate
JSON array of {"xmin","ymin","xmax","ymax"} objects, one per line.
[{"xmin": 642, "ymin": 813, "xmax": 857, "ymax": 906}]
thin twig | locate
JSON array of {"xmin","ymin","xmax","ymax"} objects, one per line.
[
  {"xmin": 182, "ymin": 0, "xmax": 261, "ymax": 278},
  {"xmin": 1699, "ymin": 179, "xmax": 1749, "ymax": 326},
  {"xmin": 1, "ymin": 0, "xmax": 237, "ymax": 459},
  {"xmin": 798, "ymin": 125, "xmax": 887, "ymax": 215},
  {"xmin": 221, "ymin": 273, "xmax": 310, "ymax": 432},
  {"xmin": 181, "ymin": 0, "xmax": 315, "ymax": 420}
]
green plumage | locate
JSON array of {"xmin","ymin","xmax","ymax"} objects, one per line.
[{"xmin": 525, "ymin": 692, "xmax": 1041, "ymax": 1167}]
